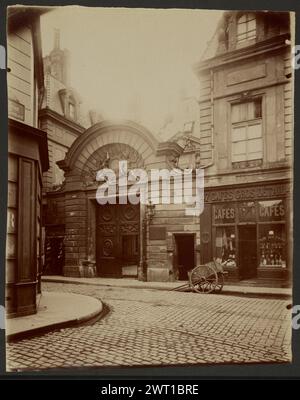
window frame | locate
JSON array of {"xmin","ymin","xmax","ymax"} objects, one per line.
[
  {"xmin": 237, "ymin": 13, "xmax": 257, "ymax": 44},
  {"xmin": 230, "ymin": 98, "xmax": 264, "ymax": 166}
]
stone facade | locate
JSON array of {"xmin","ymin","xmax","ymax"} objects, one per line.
[
  {"xmin": 191, "ymin": 11, "xmax": 293, "ymax": 286},
  {"xmin": 45, "ymin": 119, "xmax": 201, "ymax": 282},
  {"xmin": 42, "ymin": 11, "xmax": 293, "ymax": 286}
]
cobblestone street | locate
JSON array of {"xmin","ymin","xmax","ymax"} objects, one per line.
[{"xmin": 6, "ymin": 283, "xmax": 292, "ymax": 371}]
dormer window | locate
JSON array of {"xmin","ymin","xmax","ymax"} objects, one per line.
[
  {"xmin": 59, "ymin": 88, "xmax": 80, "ymax": 122},
  {"xmin": 69, "ymin": 103, "xmax": 75, "ymax": 120},
  {"xmin": 237, "ymin": 13, "xmax": 256, "ymax": 43}
]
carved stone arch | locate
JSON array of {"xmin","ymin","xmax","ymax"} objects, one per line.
[
  {"xmin": 81, "ymin": 143, "xmax": 145, "ymax": 187},
  {"xmin": 62, "ymin": 120, "xmax": 158, "ymax": 175}
]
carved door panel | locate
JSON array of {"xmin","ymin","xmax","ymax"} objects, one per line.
[
  {"xmin": 96, "ymin": 204, "xmax": 121, "ymax": 277},
  {"xmin": 119, "ymin": 204, "xmax": 140, "ymax": 268},
  {"xmin": 96, "ymin": 203, "xmax": 140, "ymax": 277}
]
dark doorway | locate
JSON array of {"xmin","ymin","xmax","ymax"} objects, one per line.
[
  {"xmin": 175, "ymin": 234, "xmax": 195, "ymax": 280},
  {"xmin": 44, "ymin": 237, "xmax": 64, "ymax": 275},
  {"xmin": 238, "ymin": 225, "xmax": 257, "ymax": 280}
]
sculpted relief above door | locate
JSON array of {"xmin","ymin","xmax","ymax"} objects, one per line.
[{"xmin": 82, "ymin": 143, "xmax": 145, "ymax": 187}]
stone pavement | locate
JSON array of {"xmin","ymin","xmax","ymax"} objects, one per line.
[
  {"xmin": 6, "ymin": 282, "xmax": 292, "ymax": 371},
  {"xmin": 42, "ymin": 275, "xmax": 292, "ymax": 299},
  {"xmin": 6, "ymin": 291, "xmax": 103, "ymax": 341}
]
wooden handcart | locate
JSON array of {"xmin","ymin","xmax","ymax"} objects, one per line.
[{"xmin": 171, "ymin": 260, "xmax": 227, "ymax": 294}]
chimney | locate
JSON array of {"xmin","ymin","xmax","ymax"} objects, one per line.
[
  {"xmin": 62, "ymin": 49, "xmax": 71, "ymax": 86},
  {"xmin": 54, "ymin": 28, "xmax": 60, "ymax": 50}
]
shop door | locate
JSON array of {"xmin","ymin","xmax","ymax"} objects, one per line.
[
  {"xmin": 175, "ymin": 234, "xmax": 195, "ymax": 280},
  {"xmin": 238, "ymin": 226, "xmax": 257, "ymax": 280}
]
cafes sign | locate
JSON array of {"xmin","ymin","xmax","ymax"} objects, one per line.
[
  {"xmin": 213, "ymin": 205, "xmax": 235, "ymax": 223},
  {"xmin": 259, "ymin": 201, "xmax": 285, "ymax": 221}
]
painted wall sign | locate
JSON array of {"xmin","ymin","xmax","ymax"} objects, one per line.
[
  {"xmin": 213, "ymin": 205, "xmax": 235, "ymax": 224},
  {"xmin": 7, "ymin": 209, "xmax": 17, "ymax": 233},
  {"xmin": 258, "ymin": 200, "xmax": 285, "ymax": 221},
  {"xmin": 205, "ymin": 184, "xmax": 290, "ymax": 203}
]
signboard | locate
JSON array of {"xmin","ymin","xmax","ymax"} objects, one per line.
[
  {"xmin": 213, "ymin": 204, "xmax": 235, "ymax": 224},
  {"xmin": 205, "ymin": 184, "xmax": 290, "ymax": 203},
  {"xmin": 149, "ymin": 226, "xmax": 166, "ymax": 240},
  {"xmin": 238, "ymin": 202, "xmax": 256, "ymax": 222},
  {"xmin": 7, "ymin": 209, "xmax": 17, "ymax": 233},
  {"xmin": 258, "ymin": 200, "xmax": 285, "ymax": 221}
]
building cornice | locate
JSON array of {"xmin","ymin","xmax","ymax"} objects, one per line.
[
  {"xmin": 8, "ymin": 118, "xmax": 49, "ymax": 172},
  {"xmin": 204, "ymin": 176, "xmax": 291, "ymax": 188},
  {"xmin": 39, "ymin": 107, "xmax": 85, "ymax": 135},
  {"xmin": 194, "ymin": 33, "xmax": 290, "ymax": 75}
]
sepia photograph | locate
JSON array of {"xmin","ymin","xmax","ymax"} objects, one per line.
[{"xmin": 5, "ymin": 4, "xmax": 294, "ymax": 372}]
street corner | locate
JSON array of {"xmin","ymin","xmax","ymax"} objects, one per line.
[{"xmin": 6, "ymin": 291, "xmax": 104, "ymax": 343}]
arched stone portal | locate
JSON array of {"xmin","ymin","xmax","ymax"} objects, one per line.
[
  {"xmin": 57, "ymin": 120, "xmax": 159, "ymax": 278},
  {"xmin": 51, "ymin": 119, "xmax": 201, "ymax": 281}
]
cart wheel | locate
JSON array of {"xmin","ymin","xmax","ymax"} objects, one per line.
[
  {"xmin": 190, "ymin": 264, "xmax": 218, "ymax": 294},
  {"xmin": 214, "ymin": 273, "xmax": 224, "ymax": 293}
]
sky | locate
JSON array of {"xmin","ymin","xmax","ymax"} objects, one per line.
[{"xmin": 40, "ymin": 7, "xmax": 223, "ymax": 133}]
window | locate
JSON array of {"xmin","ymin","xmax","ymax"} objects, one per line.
[
  {"xmin": 258, "ymin": 224, "xmax": 286, "ymax": 267},
  {"xmin": 183, "ymin": 121, "xmax": 194, "ymax": 133},
  {"xmin": 69, "ymin": 103, "xmax": 75, "ymax": 119},
  {"xmin": 215, "ymin": 226, "xmax": 236, "ymax": 267},
  {"xmin": 231, "ymin": 99, "xmax": 263, "ymax": 164},
  {"xmin": 237, "ymin": 13, "xmax": 256, "ymax": 43}
]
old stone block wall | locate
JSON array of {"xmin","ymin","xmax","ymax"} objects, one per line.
[
  {"xmin": 39, "ymin": 116, "xmax": 80, "ymax": 192},
  {"xmin": 146, "ymin": 176, "xmax": 201, "ymax": 282},
  {"xmin": 64, "ymin": 191, "xmax": 87, "ymax": 276}
]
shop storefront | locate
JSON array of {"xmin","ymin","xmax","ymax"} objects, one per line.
[{"xmin": 200, "ymin": 181, "xmax": 292, "ymax": 286}]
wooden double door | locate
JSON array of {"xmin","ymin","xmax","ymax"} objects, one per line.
[{"xmin": 96, "ymin": 203, "xmax": 140, "ymax": 277}]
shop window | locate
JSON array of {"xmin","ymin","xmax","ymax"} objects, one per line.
[
  {"xmin": 258, "ymin": 224, "xmax": 286, "ymax": 267},
  {"xmin": 215, "ymin": 226, "xmax": 236, "ymax": 267},
  {"xmin": 231, "ymin": 99, "xmax": 263, "ymax": 164},
  {"xmin": 237, "ymin": 13, "xmax": 256, "ymax": 43}
]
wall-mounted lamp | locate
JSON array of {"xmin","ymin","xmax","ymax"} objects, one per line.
[{"xmin": 146, "ymin": 201, "xmax": 156, "ymax": 221}]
